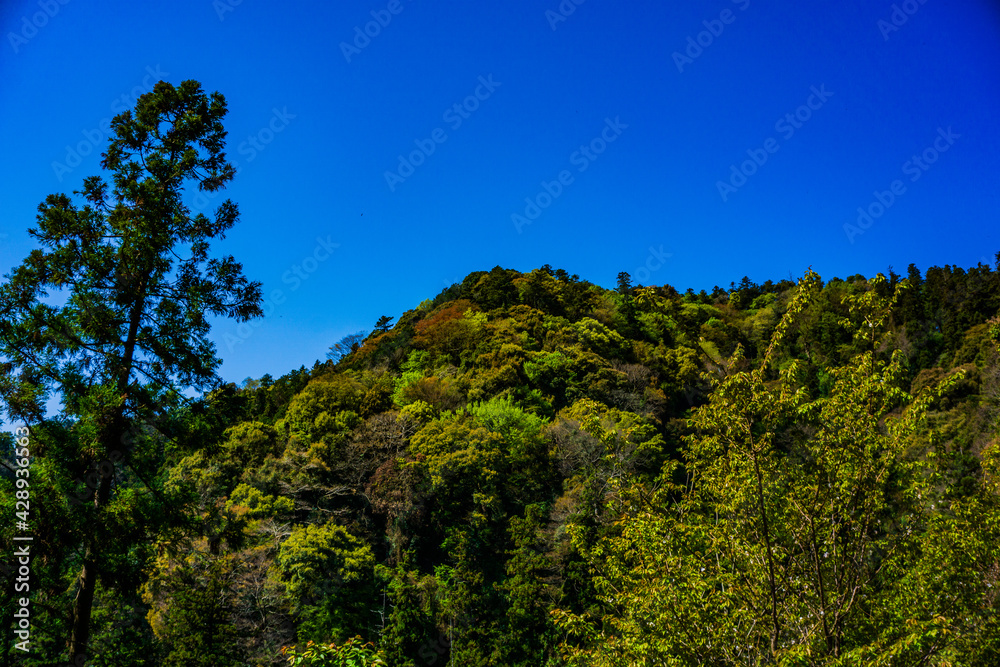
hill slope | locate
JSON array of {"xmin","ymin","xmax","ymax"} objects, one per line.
[{"xmin": 4, "ymin": 260, "xmax": 1000, "ymax": 665}]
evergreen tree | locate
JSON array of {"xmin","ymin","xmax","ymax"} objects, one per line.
[
  {"xmin": 0, "ymin": 79, "xmax": 261, "ymax": 661},
  {"xmin": 155, "ymin": 559, "xmax": 242, "ymax": 667}
]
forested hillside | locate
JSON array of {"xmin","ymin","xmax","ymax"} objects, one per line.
[
  {"xmin": 4, "ymin": 259, "xmax": 1000, "ymax": 665},
  {"xmin": 1, "ymin": 80, "xmax": 998, "ymax": 666}
]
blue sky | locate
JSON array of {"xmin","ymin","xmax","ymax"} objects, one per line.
[{"xmin": 1, "ymin": 0, "xmax": 998, "ymax": 385}]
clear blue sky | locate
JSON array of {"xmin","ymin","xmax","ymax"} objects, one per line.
[{"xmin": 1, "ymin": 0, "xmax": 998, "ymax": 385}]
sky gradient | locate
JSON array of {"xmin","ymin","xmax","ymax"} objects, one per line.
[{"xmin": 1, "ymin": 0, "xmax": 998, "ymax": 385}]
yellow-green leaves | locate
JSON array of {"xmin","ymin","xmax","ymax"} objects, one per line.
[
  {"xmin": 281, "ymin": 636, "xmax": 387, "ymax": 666},
  {"xmin": 275, "ymin": 523, "xmax": 374, "ymax": 607},
  {"xmin": 283, "ymin": 374, "xmax": 367, "ymax": 438},
  {"xmin": 409, "ymin": 416, "xmax": 503, "ymax": 490},
  {"xmin": 555, "ymin": 272, "xmax": 1000, "ymax": 665},
  {"xmin": 221, "ymin": 421, "xmax": 281, "ymax": 467},
  {"xmin": 225, "ymin": 483, "xmax": 293, "ymax": 519}
]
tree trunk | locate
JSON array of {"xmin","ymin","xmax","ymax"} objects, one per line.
[
  {"xmin": 69, "ymin": 553, "xmax": 98, "ymax": 660},
  {"xmin": 68, "ymin": 426, "xmax": 119, "ymax": 660},
  {"xmin": 69, "ymin": 272, "xmax": 146, "ymax": 657}
]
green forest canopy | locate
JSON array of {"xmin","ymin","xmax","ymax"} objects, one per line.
[
  {"xmin": 3, "ymin": 259, "xmax": 999, "ymax": 665},
  {"xmin": 1, "ymin": 80, "xmax": 998, "ymax": 666}
]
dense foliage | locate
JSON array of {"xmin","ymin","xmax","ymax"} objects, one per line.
[{"xmin": 2, "ymin": 82, "xmax": 999, "ymax": 665}]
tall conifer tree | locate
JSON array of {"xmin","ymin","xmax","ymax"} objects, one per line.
[{"xmin": 0, "ymin": 79, "xmax": 261, "ymax": 661}]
